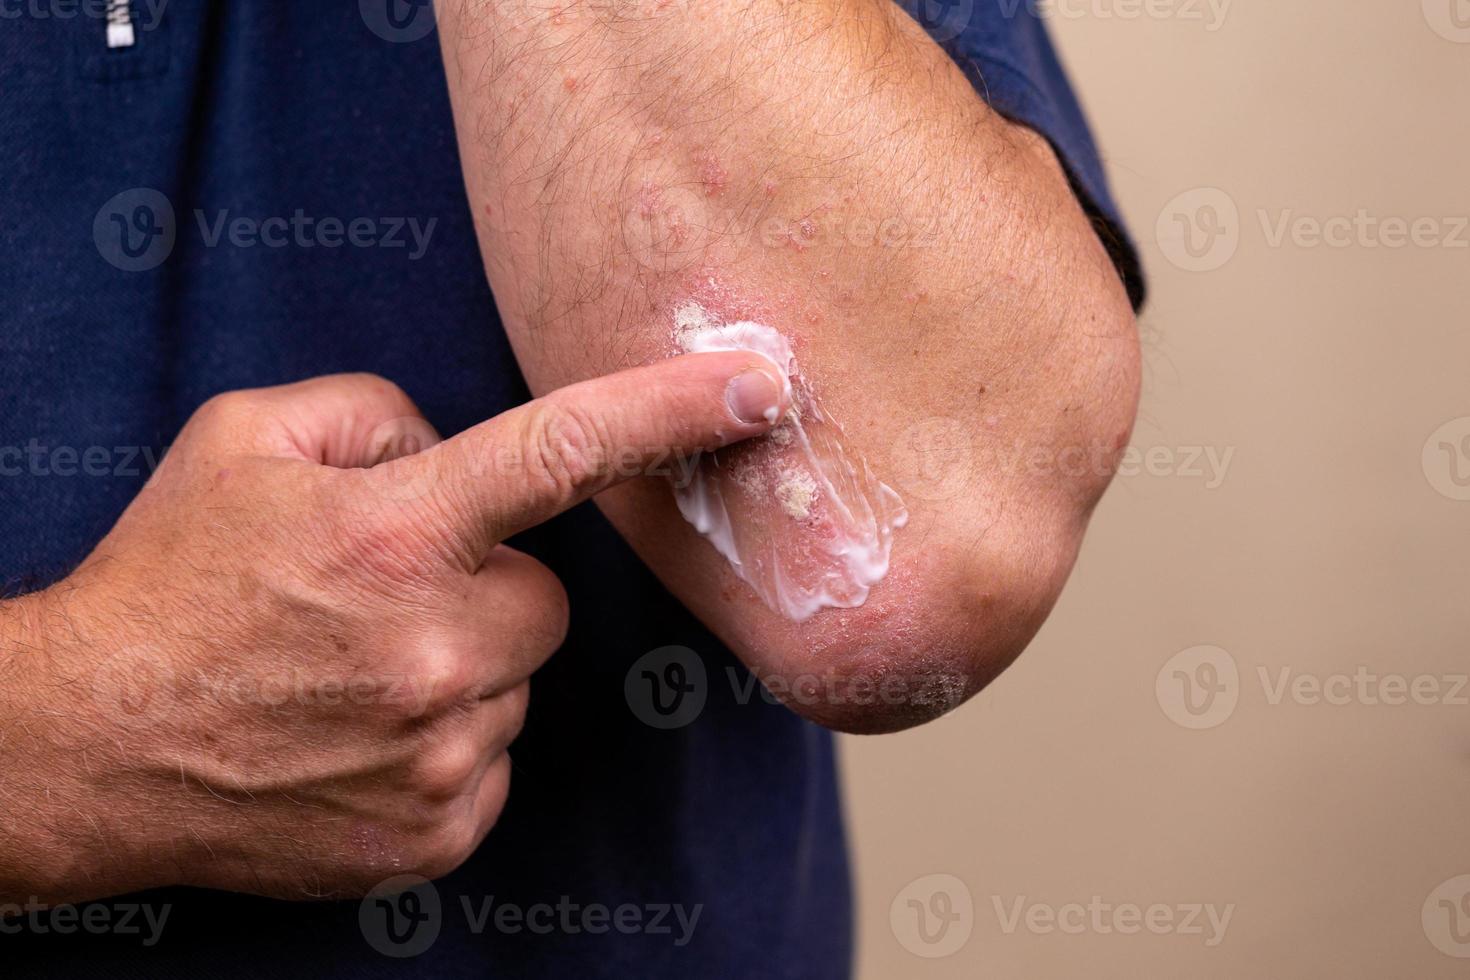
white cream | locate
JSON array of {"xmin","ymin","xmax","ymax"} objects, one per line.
[{"xmin": 672, "ymin": 304, "xmax": 908, "ymax": 621}]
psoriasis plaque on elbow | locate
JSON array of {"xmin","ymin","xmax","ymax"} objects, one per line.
[{"xmin": 670, "ymin": 301, "xmax": 908, "ymax": 622}]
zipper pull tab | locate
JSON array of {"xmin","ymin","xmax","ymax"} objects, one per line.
[{"xmin": 106, "ymin": 0, "xmax": 136, "ymax": 49}]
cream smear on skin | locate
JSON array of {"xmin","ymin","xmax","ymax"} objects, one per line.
[{"xmin": 672, "ymin": 302, "xmax": 908, "ymax": 621}]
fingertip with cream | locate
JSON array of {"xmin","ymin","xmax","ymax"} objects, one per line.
[{"xmin": 725, "ymin": 356, "xmax": 790, "ymax": 427}]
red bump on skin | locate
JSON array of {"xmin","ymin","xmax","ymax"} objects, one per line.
[
  {"xmin": 763, "ymin": 181, "xmax": 779, "ymax": 197},
  {"xmin": 636, "ymin": 181, "xmax": 664, "ymax": 219},
  {"xmin": 784, "ymin": 216, "xmax": 819, "ymax": 252},
  {"xmin": 563, "ymin": 75, "xmax": 578, "ymax": 92},
  {"xmin": 696, "ymin": 151, "xmax": 728, "ymax": 197}
]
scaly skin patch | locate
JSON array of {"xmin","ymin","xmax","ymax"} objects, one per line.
[{"xmin": 670, "ymin": 302, "xmax": 907, "ymax": 621}]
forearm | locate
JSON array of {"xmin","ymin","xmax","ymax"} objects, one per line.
[
  {"xmin": 0, "ymin": 587, "xmax": 175, "ymax": 905},
  {"xmin": 438, "ymin": 0, "xmax": 1027, "ymax": 335},
  {"xmin": 1, "ymin": 589, "xmax": 94, "ymax": 903},
  {"xmin": 437, "ymin": 0, "xmax": 1140, "ymax": 730}
]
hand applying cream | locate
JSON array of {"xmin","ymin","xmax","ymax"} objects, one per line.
[{"xmin": 670, "ymin": 302, "xmax": 908, "ymax": 622}]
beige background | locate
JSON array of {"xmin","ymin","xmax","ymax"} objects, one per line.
[{"xmin": 842, "ymin": 2, "xmax": 1470, "ymax": 976}]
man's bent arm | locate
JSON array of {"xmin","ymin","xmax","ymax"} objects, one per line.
[{"xmin": 435, "ymin": 0, "xmax": 1141, "ymax": 731}]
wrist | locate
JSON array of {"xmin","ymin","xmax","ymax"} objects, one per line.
[{"xmin": 0, "ymin": 586, "xmax": 182, "ymax": 904}]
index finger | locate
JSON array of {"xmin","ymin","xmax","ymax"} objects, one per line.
[{"xmin": 402, "ymin": 350, "xmax": 791, "ymax": 560}]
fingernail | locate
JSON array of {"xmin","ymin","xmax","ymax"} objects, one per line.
[{"xmin": 726, "ymin": 366, "xmax": 784, "ymax": 425}]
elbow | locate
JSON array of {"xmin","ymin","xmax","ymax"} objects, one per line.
[
  {"xmin": 750, "ymin": 275, "xmax": 1139, "ymax": 735},
  {"xmin": 754, "ymin": 524, "xmax": 1086, "ymax": 735}
]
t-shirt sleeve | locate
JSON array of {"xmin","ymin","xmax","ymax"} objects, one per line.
[{"xmin": 897, "ymin": 1, "xmax": 1147, "ymax": 310}]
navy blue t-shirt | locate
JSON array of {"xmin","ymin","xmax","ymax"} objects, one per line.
[{"xmin": 0, "ymin": 2, "xmax": 1137, "ymax": 976}]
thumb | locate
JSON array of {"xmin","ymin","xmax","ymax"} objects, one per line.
[{"xmin": 376, "ymin": 351, "xmax": 790, "ymax": 563}]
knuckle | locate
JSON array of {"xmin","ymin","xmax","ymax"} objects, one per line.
[
  {"xmin": 535, "ymin": 585, "xmax": 571, "ymax": 654},
  {"xmin": 199, "ymin": 388, "xmax": 255, "ymax": 418},
  {"xmin": 486, "ymin": 552, "xmax": 569, "ymax": 671},
  {"xmin": 496, "ymin": 683, "xmax": 531, "ymax": 744},
  {"xmin": 522, "ymin": 562, "xmax": 571, "ymax": 654},
  {"xmin": 343, "ymin": 371, "xmax": 403, "ymax": 400},
  {"xmin": 413, "ymin": 739, "xmax": 482, "ymax": 802},
  {"xmin": 189, "ymin": 389, "xmax": 258, "ymax": 436},
  {"xmin": 416, "ymin": 814, "xmax": 485, "ymax": 881},
  {"xmin": 342, "ymin": 375, "xmax": 423, "ymax": 432},
  {"xmin": 405, "ymin": 645, "xmax": 476, "ymax": 717},
  {"xmin": 522, "ymin": 401, "xmax": 613, "ymax": 501}
]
